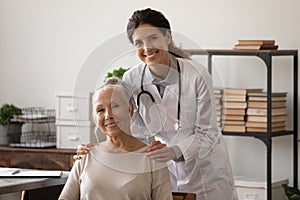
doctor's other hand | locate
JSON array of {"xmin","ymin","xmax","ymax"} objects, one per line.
[
  {"xmin": 148, "ymin": 140, "xmax": 166, "ymax": 151},
  {"xmin": 147, "ymin": 145, "xmax": 176, "ymax": 162},
  {"xmin": 73, "ymin": 143, "xmax": 94, "ymax": 160}
]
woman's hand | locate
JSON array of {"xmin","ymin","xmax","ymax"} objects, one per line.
[
  {"xmin": 147, "ymin": 141, "xmax": 176, "ymax": 162},
  {"xmin": 73, "ymin": 143, "xmax": 93, "ymax": 160}
]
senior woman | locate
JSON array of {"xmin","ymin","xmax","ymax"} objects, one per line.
[{"xmin": 59, "ymin": 77, "xmax": 172, "ymax": 200}]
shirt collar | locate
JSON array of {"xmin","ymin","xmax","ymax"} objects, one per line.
[{"xmin": 150, "ymin": 55, "xmax": 178, "ymax": 86}]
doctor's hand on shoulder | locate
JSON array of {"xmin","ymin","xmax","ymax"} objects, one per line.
[
  {"xmin": 73, "ymin": 143, "xmax": 94, "ymax": 160},
  {"xmin": 147, "ymin": 141, "xmax": 176, "ymax": 162}
]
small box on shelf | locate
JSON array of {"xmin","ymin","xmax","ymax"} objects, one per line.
[
  {"xmin": 56, "ymin": 120, "xmax": 102, "ymax": 149},
  {"xmin": 55, "ymin": 91, "xmax": 105, "ymax": 149},
  {"xmin": 55, "ymin": 91, "xmax": 94, "ymax": 122}
]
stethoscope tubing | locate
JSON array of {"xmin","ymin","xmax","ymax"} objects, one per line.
[{"xmin": 136, "ymin": 60, "xmax": 181, "ymax": 128}]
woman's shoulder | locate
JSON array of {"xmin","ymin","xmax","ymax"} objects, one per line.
[
  {"xmin": 123, "ymin": 63, "xmax": 145, "ymax": 76},
  {"xmin": 134, "ymin": 145, "xmax": 149, "ymax": 153},
  {"xmin": 177, "ymin": 58, "xmax": 210, "ymax": 78},
  {"xmin": 122, "ymin": 63, "xmax": 145, "ymax": 89},
  {"xmin": 72, "ymin": 149, "xmax": 90, "ymax": 171},
  {"xmin": 177, "ymin": 57, "xmax": 206, "ymax": 70}
]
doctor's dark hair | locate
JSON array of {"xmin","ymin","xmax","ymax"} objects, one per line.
[{"xmin": 127, "ymin": 8, "xmax": 190, "ymax": 59}]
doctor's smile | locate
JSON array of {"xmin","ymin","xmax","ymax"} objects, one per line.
[
  {"xmin": 144, "ymin": 50, "xmax": 158, "ymax": 59},
  {"xmin": 133, "ymin": 24, "xmax": 171, "ymax": 67}
]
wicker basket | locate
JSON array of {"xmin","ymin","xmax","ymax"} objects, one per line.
[{"xmin": 9, "ymin": 107, "xmax": 56, "ymax": 148}]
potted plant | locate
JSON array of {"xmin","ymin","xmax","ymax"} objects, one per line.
[
  {"xmin": 0, "ymin": 103, "xmax": 22, "ymax": 145},
  {"xmin": 106, "ymin": 67, "xmax": 128, "ymax": 79},
  {"xmin": 283, "ymin": 184, "xmax": 300, "ymax": 200}
]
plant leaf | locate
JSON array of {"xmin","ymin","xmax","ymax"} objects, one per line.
[
  {"xmin": 282, "ymin": 184, "xmax": 300, "ymax": 200},
  {"xmin": 105, "ymin": 67, "xmax": 128, "ymax": 79},
  {"xmin": 0, "ymin": 104, "xmax": 22, "ymax": 125}
]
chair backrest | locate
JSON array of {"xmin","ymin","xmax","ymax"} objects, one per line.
[{"xmin": 172, "ymin": 192, "xmax": 196, "ymax": 200}]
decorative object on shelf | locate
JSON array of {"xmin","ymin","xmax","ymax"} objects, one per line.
[
  {"xmin": 233, "ymin": 39, "xmax": 278, "ymax": 50},
  {"xmin": 9, "ymin": 107, "xmax": 56, "ymax": 148},
  {"xmin": 0, "ymin": 103, "xmax": 22, "ymax": 145}
]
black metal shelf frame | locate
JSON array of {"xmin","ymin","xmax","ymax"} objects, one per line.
[{"xmin": 186, "ymin": 49, "xmax": 298, "ymax": 200}]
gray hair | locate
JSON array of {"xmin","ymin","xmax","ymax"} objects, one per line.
[{"xmin": 93, "ymin": 77, "xmax": 133, "ymax": 105}]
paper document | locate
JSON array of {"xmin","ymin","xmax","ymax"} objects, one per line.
[{"xmin": 0, "ymin": 168, "xmax": 62, "ymax": 178}]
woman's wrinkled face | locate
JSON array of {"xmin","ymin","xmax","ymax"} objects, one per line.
[
  {"xmin": 94, "ymin": 87, "xmax": 132, "ymax": 137},
  {"xmin": 132, "ymin": 23, "xmax": 171, "ymax": 66}
]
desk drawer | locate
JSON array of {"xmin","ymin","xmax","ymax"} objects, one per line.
[{"xmin": 55, "ymin": 91, "xmax": 93, "ymax": 121}]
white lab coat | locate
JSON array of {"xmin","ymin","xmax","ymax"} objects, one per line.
[{"xmin": 122, "ymin": 57, "xmax": 238, "ymax": 200}]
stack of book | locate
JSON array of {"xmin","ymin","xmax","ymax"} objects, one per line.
[
  {"xmin": 222, "ymin": 88, "xmax": 262, "ymax": 132},
  {"xmin": 246, "ymin": 92, "xmax": 288, "ymax": 133},
  {"xmin": 233, "ymin": 40, "xmax": 278, "ymax": 50},
  {"xmin": 214, "ymin": 88, "xmax": 223, "ymax": 131}
]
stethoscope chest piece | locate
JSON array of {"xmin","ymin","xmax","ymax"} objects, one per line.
[{"xmin": 174, "ymin": 121, "xmax": 182, "ymax": 131}]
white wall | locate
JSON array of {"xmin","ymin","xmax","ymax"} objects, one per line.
[{"xmin": 1, "ymin": 0, "xmax": 300, "ymax": 187}]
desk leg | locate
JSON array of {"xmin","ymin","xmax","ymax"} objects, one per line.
[{"xmin": 21, "ymin": 191, "xmax": 26, "ymax": 200}]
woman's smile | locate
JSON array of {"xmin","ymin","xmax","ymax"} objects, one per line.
[
  {"xmin": 105, "ymin": 121, "xmax": 118, "ymax": 129},
  {"xmin": 144, "ymin": 50, "xmax": 159, "ymax": 60},
  {"xmin": 94, "ymin": 87, "xmax": 132, "ymax": 136}
]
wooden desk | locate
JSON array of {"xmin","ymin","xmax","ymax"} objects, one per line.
[
  {"xmin": 0, "ymin": 171, "xmax": 68, "ymax": 200},
  {"xmin": 0, "ymin": 146, "xmax": 75, "ymax": 170}
]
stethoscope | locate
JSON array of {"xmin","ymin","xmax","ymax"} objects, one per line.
[{"xmin": 136, "ymin": 60, "xmax": 182, "ymax": 131}]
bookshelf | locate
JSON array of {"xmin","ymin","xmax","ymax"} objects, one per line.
[{"xmin": 186, "ymin": 49, "xmax": 298, "ymax": 200}]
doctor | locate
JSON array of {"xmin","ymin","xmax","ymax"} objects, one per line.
[
  {"xmin": 76, "ymin": 8, "xmax": 238, "ymax": 200},
  {"xmin": 124, "ymin": 8, "xmax": 237, "ymax": 200}
]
